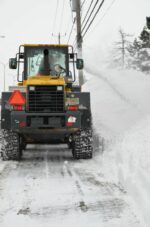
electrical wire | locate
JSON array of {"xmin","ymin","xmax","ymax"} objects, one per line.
[
  {"xmin": 82, "ymin": 0, "xmax": 105, "ymax": 38},
  {"xmin": 67, "ymin": 17, "xmax": 76, "ymax": 44},
  {"xmin": 73, "ymin": 38, "xmax": 77, "ymax": 48},
  {"xmin": 92, "ymin": 0, "xmax": 116, "ymax": 33},
  {"xmin": 65, "ymin": 17, "xmax": 73, "ymax": 38},
  {"xmin": 64, "ymin": 0, "xmax": 75, "ymax": 36},
  {"xmin": 83, "ymin": 0, "xmax": 116, "ymax": 39},
  {"xmin": 59, "ymin": 0, "xmax": 65, "ymax": 33},
  {"xmin": 51, "ymin": 0, "xmax": 59, "ymax": 42},
  {"xmin": 81, "ymin": 0, "xmax": 87, "ymax": 8},
  {"xmin": 81, "ymin": 0, "xmax": 100, "ymax": 34},
  {"xmin": 81, "ymin": 0, "xmax": 94, "ymax": 26},
  {"xmin": 73, "ymin": 0, "xmax": 115, "ymax": 50}
]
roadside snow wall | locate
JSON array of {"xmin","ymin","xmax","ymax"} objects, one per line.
[{"xmin": 83, "ymin": 65, "xmax": 150, "ymax": 226}]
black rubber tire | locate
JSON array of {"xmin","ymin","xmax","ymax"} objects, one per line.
[
  {"xmin": 1, "ymin": 130, "xmax": 22, "ymax": 161},
  {"xmin": 68, "ymin": 141, "xmax": 73, "ymax": 149},
  {"xmin": 20, "ymin": 137, "xmax": 26, "ymax": 151},
  {"xmin": 72, "ymin": 129, "xmax": 93, "ymax": 159}
]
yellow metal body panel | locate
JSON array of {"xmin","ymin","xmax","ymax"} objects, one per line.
[
  {"xmin": 22, "ymin": 44, "xmax": 70, "ymax": 48},
  {"xmin": 18, "ymin": 76, "xmax": 72, "ymax": 92},
  {"xmin": 23, "ymin": 75, "xmax": 66, "ymax": 86}
]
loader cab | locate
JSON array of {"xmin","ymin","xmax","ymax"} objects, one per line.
[
  {"xmin": 9, "ymin": 44, "xmax": 83, "ymax": 84},
  {"xmin": 25, "ymin": 46, "xmax": 68, "ymax": 78}
]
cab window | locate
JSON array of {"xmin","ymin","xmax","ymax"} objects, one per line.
[{"xmin": 26, "ymin": 47, "xmax": 67, "ymax": 77}]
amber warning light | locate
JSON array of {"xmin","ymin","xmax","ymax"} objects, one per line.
[{"xmin": 8, "ymin": 90, "xmax": 26, "ymax": 110}]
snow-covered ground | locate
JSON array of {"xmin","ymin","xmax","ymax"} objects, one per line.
[
  {"xmin": 0, "ymin": 145, "xmax": 146, "ymax": 227},
  {"xmin": 0, "ymin": 66, "xmax": 150, "ymax": 226}
]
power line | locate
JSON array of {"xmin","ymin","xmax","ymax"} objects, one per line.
[
  {"xmin": 84, "ymin": 0, "xmax": 116, "ymax": 39},
  {"xmin": 52, "ymin": 0, "xmax": 59, "ymax": 32},
  {"xmin": 82, "ymin": 0, "xmax": 105, "ymax": 38},
  {"xmin": 51, "ymin": 0, "xmax": 59, "ymax": 42},
  {"xmin": 81, "ymin": 0, "xmax": 94, "ymax": 27},
  {"xmin": 67, "ymin": 17, "xmax": 76, "ymax": 44},
  {"xmin": 81, "ymin": 0, "xmax": 87, "ymax": 8},
  {"xmin": 73, "ymin": 37, "xmax": 77, "ymax": 48},
  {"xmin": 92, "ymin": 0, "xmax": 116, "ymax": 32},
  {"xmin": 59, "ymin": 0, "xmax": 65, "ymax": 33},
  {"xmin": 65, "ymin": 17, "xmax": 73, "ymax": 38},
  {"xmin": 64, "ymin": 0, "xmax": 75, "ymax": 38},
  {"xmin": 81, "ymin": 0, "xmax": 100, "ymax": 34},
  {"xmin": 75, "ymin": 0, "xmax": 115, "ymax": 48}
]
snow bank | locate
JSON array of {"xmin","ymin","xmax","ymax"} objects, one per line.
[
  {"xmin": 0, "ymin": 108, "xmax": 6, "ymax": 173},
  {"xmin": 112, "ymin": 116, "xmax": 150, "ymax": 226},
  {"xmin": 83, "ymin": 68, "xmax": 150, "ymax": 140},
  {"xmin": 83, "ymin": 66, "xmax": 150, "ymax": 226},
  {"xmin": 0, "ymin": 161, "xmax": 6, "ymax": 173}
]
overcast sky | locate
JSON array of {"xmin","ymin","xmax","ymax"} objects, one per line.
[{"xmin": 0, "ymin": 0, "xmax": 150, "ymax": 91}]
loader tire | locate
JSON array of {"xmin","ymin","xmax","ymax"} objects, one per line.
[
  {"xmin": 68, "ymin": 141, "xmax": 73, "ymax": 149},
  {"xmin": 20, "ymin": 137, "xmax": 26, "ymax": 151},
  {"xmin": 72, "ymin": 129, "xmax": 93, "ymax": 159},
  {"xmin": 1, "ymin": 130, "xmax": 22, "ymax": 161}
]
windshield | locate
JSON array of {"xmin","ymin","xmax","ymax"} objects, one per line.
[{"xmin": 26, "ymin": 47, "xmax": 67, "ymax": 77}]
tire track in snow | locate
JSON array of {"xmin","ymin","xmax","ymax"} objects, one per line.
[
  {"xmin": 0, "ymin": 162, "xmax": 19, "ymax": 220},
  {"xmin": 15, "ymin": 146, "xmax": 74, "ymax": 218},
  {"xmin": 0, "ymin": 144, "xmax": 145, "ymax": 226},
  {"xmin": 72, "ymin": 165, "xmax": 144, "ymax": 225},
  {"xmin": 64, "ymin": 162, "xmax": 127, "ymax": 220},
  {"xmin": 63, "ymin": 161, "xmax": 90, "ymax": 212},
  {"xmin": 72, "ymin": 166, "xmax": 128, "ymax": 221},
  {"xmin": 44, "ymin": 150, "xmax": 49, "ymax": 179}
]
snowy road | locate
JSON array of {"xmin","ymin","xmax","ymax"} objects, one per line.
[{"xmin": 0, "ymin": 144, "xmax": 144, "ymax": 227}]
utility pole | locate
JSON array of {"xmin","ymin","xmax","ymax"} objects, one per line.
[
  {"xmin": 75, "ymin": 0, "xmax": 84, "ymax": 86},
  {"xmin": 51, "ymin": 33, "xmax": 66, "ymax": 44},
  {"xmin": 76, "ymin": 0, "xmax": 82, "ymax": 51}
]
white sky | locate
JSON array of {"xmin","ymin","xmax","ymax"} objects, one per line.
[{"xmin": 0, "ymin": 0, "xmax": 150, "ymax": 91}]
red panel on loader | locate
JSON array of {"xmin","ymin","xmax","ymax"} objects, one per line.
[{"xmin": 8, "ymin": 90, "xmax": 26, "ymax": 105}]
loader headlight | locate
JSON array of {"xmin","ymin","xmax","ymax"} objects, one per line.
[
  {"xmin": 57, "ymin": 86, "xmax": 63, "ymax": 91},
  {"xmin": 29, "ymin": 86, "xmax": 35, "ymax": 91},
  {"xmin": 67, "ymin": 78, "xmax": 73, "ymax": 82}
]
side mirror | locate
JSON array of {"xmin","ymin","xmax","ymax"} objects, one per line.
[
  {"xmin": 9, "ymin": 58, "xmax": 17, "ymax": 69},
  {"xmin": 76, "ymin": 59, "xmax": 84, "ymax": 70}
]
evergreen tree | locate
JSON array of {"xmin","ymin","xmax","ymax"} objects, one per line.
[
  {"xmin": 139, "ymin": 26, "xmax": 150, "ymax": 72},
  {"xmin": 111, "ymin": 18, "xmax": 150, "ymax": 72},
  {"xmin": 139, "ymin": 26, "xmax": 150, "ymax": 48},
  {"xmin": 127, "ymin": 39, "xmax": 141, "ymax": 70},
  {"xmin": 127, "ymin": 18, "xmax": 150, "ymax": 73}
]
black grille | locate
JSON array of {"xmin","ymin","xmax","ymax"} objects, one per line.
[{"xmin": 28, "ymin": 86, "xmax": 64, "ymax": 112}]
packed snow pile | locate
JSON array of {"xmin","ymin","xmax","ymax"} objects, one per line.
[
  {"xmin": 83, "ymin": 67, "xmax": 150, "ymax": 139},
  {"xmin": 83, "ymin": 66, "xmax": 150, "ymax": 226},
  {"xmin": 112, "ymin": 116, "xmax": 150, "ymax": 226}
]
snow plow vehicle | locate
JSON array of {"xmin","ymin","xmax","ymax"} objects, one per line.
[{"xmin": 1, "ymin": 44, "xmax": 93, "ymax": 160}]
